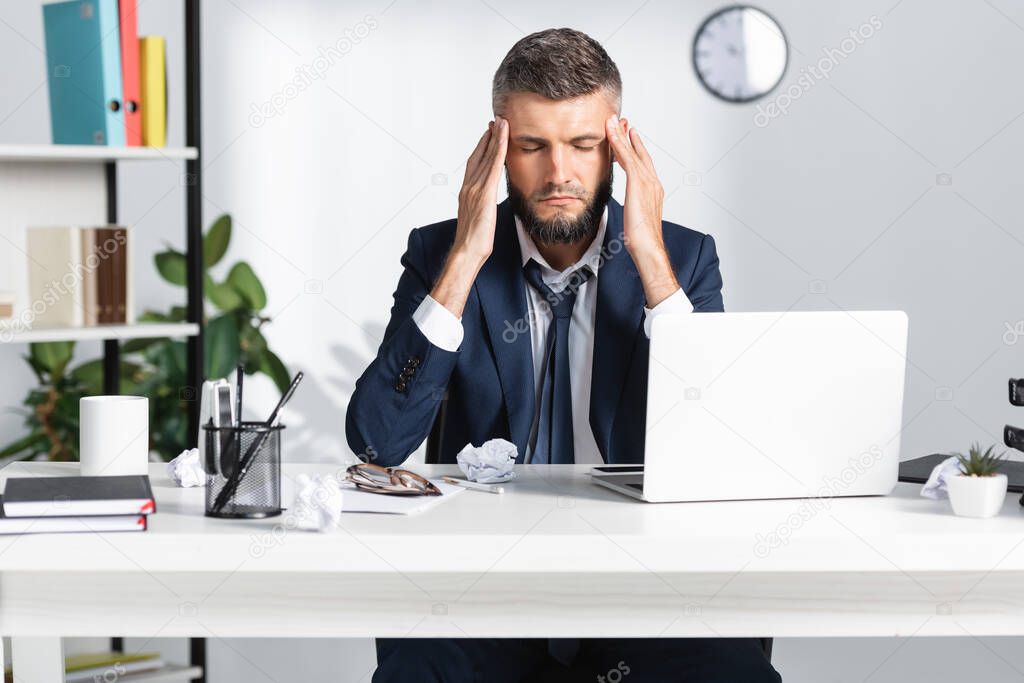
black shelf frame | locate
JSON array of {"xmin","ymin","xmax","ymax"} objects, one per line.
[
  {"xmin": 100, "ymin": 8, "xmax": 204, "ymax": 425},
  {"xmin": 104, "ymin": 1, "xmax": 206, "ymax": 680}
]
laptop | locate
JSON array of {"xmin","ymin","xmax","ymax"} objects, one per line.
[{"xmin": 592, "ymin": 311, "xmax": 909, "ymax": 502}]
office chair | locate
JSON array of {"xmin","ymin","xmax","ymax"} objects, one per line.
[{"xmin": 423, "ymin": 401, "xmax": 774, "ymax": 667}]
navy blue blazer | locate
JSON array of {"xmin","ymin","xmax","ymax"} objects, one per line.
[{"xmin": 345, "ymin": 196, "xmax": 724, "ymax": 467}]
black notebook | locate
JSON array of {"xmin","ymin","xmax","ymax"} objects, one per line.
[
  {"xmin": 899, "ymin": 454, "xmax": 1024, "ymax": 493},
  {"xmin": 2, "ymin": 475, "xmax": 156, "ymax": 518}
]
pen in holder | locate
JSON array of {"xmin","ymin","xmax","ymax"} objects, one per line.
[{"xmin": 204, "ymin": 421, "xmax": 284, "ymax": 518}]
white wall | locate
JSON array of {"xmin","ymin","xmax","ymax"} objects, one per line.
[{"xmin": 2, "ymin": 0, "xmax": 1024, "ymax": 680}]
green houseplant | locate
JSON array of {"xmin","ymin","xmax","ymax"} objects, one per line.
[
  {"xmin": 0, "ymin": 214, "xmax": 290, "ymax": 463},
  {"xmin": 947, "ymin": 442, "xmax": 1008, "ymax": 518}
]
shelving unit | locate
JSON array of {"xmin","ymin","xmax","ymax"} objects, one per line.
[
  {"xmin": 0, "ymin": 11, "xmax": 204, "ymax": 425},
  {"xmin": 117, "ymin": 665, "xmax": 205, "ymax": 682},
  {"xmin": 66, "ymin": 664, "xmax": 204, "ymax": 683},
  {"xmin": 0, "ymin": 144, "xmax": 197, "ymax": 162},
  {"xmin": 0, "ymin": 322, "xmax": 199, "ymax": 344},
  {"xmin": 0, "ymin": 1, "xmax": 206, "ymax": 680}
]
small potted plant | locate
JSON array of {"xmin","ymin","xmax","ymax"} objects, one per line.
[{"xmin": 947, "ymin": 442, "xmax": 1008, "ymax": 518}]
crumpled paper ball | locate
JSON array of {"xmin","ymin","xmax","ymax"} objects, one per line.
[
  {"xmin": 291, "ymin": 473, "xmax": 344, "ymax": 532},
  {"xmin": 456, "ymin": 438, "xmax": 517, "ymax": 483},
  {"xmin": 920, "ymin": 455, "xmax": 963, "ymax": 499},
  {"xmin": 167, "ymin": 448, "xmax": 205, "ymax": 487}
]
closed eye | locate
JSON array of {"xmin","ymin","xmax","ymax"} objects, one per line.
[{"xmin": 520, "ymin": 145, "xmax": 598, "ymax": 153}]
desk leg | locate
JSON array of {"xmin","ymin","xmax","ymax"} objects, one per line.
[
  {"xmin": 190, "ymin": 637, "xmax": 206, "ymax": 683},
  {"xmin": 11, "ymin": 637, "xmax": 63, "ymax": 683}
]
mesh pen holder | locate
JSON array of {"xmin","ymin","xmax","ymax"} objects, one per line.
[{"xmin": 203, "ymin": 421, "xmax": 284, "ymax": 519}]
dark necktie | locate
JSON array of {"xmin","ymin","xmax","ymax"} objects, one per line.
[
  {"xmin": 524, "ymin": 258, "xmax": 593, "ymax": 667},
  {"xmin": 523, "ymin": 259, "xmax": 593, "ymax": 465}
]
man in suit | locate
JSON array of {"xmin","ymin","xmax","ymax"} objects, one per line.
[{"xmin": 347, "ymin": 27, "xmax": 780, "ymax": 683}]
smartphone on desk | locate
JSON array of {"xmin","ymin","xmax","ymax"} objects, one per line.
[{"xmin": 590, "ymin": 465, "xmax": 644, "ymax": 475}]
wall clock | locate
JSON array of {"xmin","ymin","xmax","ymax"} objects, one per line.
[{"xmin": 693, "ymin": 5, "xmax": 788, "ymax": 103}]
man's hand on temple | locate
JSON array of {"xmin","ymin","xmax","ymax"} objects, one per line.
[
  {"xmin": 605, "ymin": 114, "xmax": 680, "ymax": 308},
  {"xmin": 430, "ymin": 116, "xmax": 510, "ymax": 318}
]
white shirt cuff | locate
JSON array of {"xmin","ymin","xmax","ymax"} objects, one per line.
[
  {"xmin": 642, "ymin": 287, "xmax": 693, "ymax": 338},
  {"xmin": 412, "ymin": 294, "xmax": 464, "ymax": 352}
]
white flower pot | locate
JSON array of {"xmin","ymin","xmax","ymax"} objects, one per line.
[{"xmin": 947, "ymin": 473, "xmax": 1008, "ymax": 518}]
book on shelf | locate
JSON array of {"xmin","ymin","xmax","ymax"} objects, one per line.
[
  {"xmin": 0, "ymin": 292, "xmax": 13, "ymax": 320},
  {"xmin": 42, "ymin": 0, "xmax": 165, "ymax": 148},
  {"xmin": 117, "ymin": 0, "xmax": 143, "ymax": 146},
  {"xmin": 95, "ymin": 226, "xmax": 113, "ymax": 324},
  {"xmin": 24, "ymin": 224, "xmax": 135, "ymax": 329},
  {"xmin": 118, "ymin": 225, "xmax": 134, "ymax": 322},
  {"xmin": 42, "ymin": 0, "xmax": 127, "ymax": 146},
  {"xmin": 80, "ymin": 227, "xmax": 99, "ymax": 326},
  {"xmin": 65, "ymin": 651, "xmax": 163, "ymax": 682},
  {"xmin": 95, "ymin": 225, "xmax": 123, "ymax": 323},
  {"xmin": 139, "ymin": 35, "xmax": 167, "ymax": 147},
  {"xmin": 26, "ymin": 225, "xmax": 87, "ymax": 328},
  {"xmin": 4, "ymin": 650, "xmax": 163, "ymax": 682}
]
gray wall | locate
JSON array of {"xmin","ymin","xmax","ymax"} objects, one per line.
[{"xmin": 3, "ymin": 0, "xmax": 1024, "ymax": 680}]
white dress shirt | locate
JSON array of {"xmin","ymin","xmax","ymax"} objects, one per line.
[{"xmin": 411, "ymin": 206, "xmax": 694, "ymax": 463}]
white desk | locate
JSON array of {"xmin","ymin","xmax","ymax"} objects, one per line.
[{"xmin": 1, "ymin": 461, "xmax": 1023, "ymax": 680}]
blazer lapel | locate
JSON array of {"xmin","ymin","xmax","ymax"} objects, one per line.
[
  {"xmin": 476, "ymin": 198, "xmax": 535, "ymax": 460},
  {"xmin": 589, "ymin": 198, "xmax": 645, "ymax": 460}
]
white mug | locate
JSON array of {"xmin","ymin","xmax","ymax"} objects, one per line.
[{"xmin": 79, "ymin": 395, "xmax": 150, "ymax": 476}]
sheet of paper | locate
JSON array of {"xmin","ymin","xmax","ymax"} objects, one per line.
[{"xmin": 339, "ymin": 479, "xmax": 464, "ymax": 515}]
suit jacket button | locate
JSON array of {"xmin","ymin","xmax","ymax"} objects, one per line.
[
  {"xmin": 395, "ymin": 380, "xmax": 407, "ymax": 392},
  {"xmin": 409, "ymin": 357, "xmax": 421, "ymax": 367}
]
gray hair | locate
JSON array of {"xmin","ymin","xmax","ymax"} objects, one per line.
[{"xmin": 491, "ymin": 28, "xmax": 622, "ymax": 116}]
